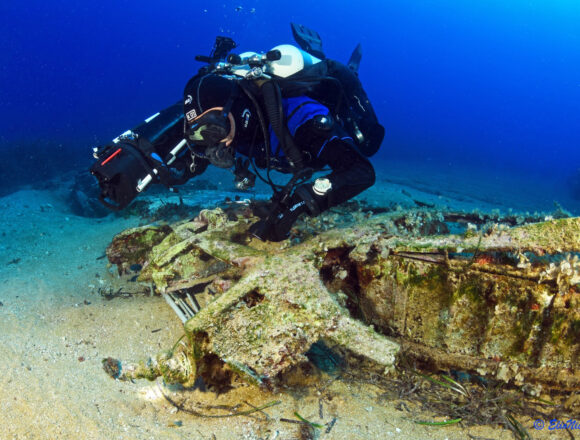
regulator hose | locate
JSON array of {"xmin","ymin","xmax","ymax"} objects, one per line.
[{"xmin": 261, "ymin": 80, "xmax": 304, "ymax": 171}]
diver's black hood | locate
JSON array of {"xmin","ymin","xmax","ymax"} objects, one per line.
[{"xmin": 183, "ymin": 74, "xmax": 259, "ymax": 147}]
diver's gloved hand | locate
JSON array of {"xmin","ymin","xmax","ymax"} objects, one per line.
[{"xmin": 249, "ymin": 193, "xmax": 309, "ymax": 242}]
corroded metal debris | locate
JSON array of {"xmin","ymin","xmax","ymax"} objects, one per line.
[{"xmin": 104, "ymin": 206, "xmax": 579, "ymax": 392}]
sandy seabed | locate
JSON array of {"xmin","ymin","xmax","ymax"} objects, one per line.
[{"xmin": 0, "ymin": 164, "xmax": 575, "ymax": 440}]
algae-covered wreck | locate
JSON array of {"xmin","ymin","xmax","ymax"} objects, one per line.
[{"xmin": 103, "ymin": 205, "xmax": 579, "ymax": 394}]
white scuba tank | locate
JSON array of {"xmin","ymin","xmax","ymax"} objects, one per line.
[{"xmin": 265, "ymin": 44, "xmax": 321, "ymax": 78}]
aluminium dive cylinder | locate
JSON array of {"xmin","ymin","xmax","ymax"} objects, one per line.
[{"xmin": 265, "ymin": 45, "xmax": 321, "ymax": 78}]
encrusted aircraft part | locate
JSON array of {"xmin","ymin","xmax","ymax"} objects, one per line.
[
  {"xmin": 319, "ymin": 215, "xmax": 580, "ymax": 391},
  {"xmin": 105, "ymin": 207, "xmax": 579, "ymax": 392}
]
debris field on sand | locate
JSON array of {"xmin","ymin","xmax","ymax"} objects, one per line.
[{"xmin": 104, "ymin": 204, "xmax": 579, "ymax": 396}]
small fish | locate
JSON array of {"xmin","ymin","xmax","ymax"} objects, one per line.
[{"xmin": 235, "ymin": 6, "xmax": 243, "ymax": 11}]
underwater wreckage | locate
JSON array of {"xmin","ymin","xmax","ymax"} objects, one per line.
[{"xmin": 103, "ymin": 204, "xmax": 579, "ymax": 394}]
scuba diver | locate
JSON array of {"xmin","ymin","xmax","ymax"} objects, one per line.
[{"xmin": 90, "ymin": 23, "xmax": 385, "ymax": 242}]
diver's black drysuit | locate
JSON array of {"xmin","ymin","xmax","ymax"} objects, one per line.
[
  {"xmin": 244, "ymin": 103, "xmax": 376, "ymax": 241},
  {"xmin": 183, "ymin": 73, "xmax": 376, "ymax": 241},
  {"xmin": 290, "ymin": 109, "xmax": 376, "ymax": 213}
]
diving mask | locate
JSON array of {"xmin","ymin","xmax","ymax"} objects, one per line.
[{"xmin": 187, "ymin": 107, "xmax": 236, "ymax": 168}]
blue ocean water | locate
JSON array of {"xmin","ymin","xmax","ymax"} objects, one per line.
[{"xmin": 1, "ymin": 0, "xmax": 579, "ymax": 211}]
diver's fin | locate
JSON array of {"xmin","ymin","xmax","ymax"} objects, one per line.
[
  {"xmin": 348, "ymin": 43, "xmax": 362, "ymax": 73},
  {"xmin": 291, "ymin": 23, "xmax": 325, "ymax": 59}
]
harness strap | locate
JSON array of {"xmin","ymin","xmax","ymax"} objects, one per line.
[{"xmin": 286, "ymin": 100, "xmax": 319, "ymax": 121}]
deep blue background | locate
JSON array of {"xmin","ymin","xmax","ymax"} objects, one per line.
[{"xmin": 1, "ymin": 0, "xmax": 579, "ymax": 191}]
